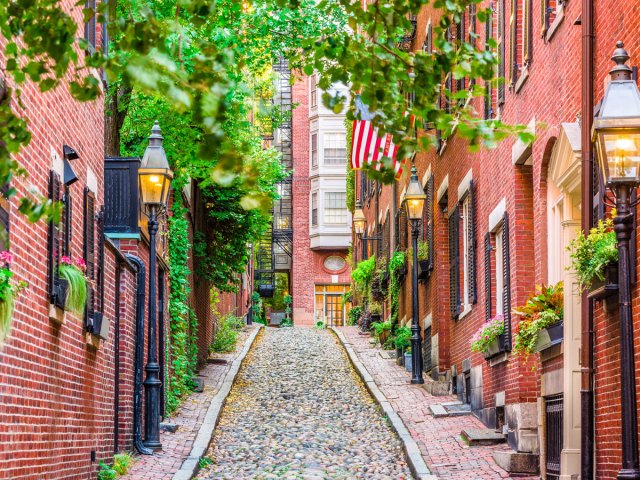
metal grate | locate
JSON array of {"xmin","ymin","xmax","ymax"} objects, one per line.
[{"xmin": 545, "ymin": 393, "xmax": 563, "ymax": 479}]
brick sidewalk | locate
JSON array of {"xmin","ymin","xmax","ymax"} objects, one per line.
[
  {"xmin": 120, "ymin": 326, "xmax": 257, "ymax": 480},
  {"xmin": 338, "ymin": 327, "xmax": 539, "ymax": 480}
]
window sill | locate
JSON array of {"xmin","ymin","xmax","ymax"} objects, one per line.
[
  {"xmin": 49, "ymin": 304, "xmax": 66, "ymax": 325},
  {"xmin": 458, "ymin": 304, "xmax": 472, "ymax": 320},
  {"xmin": 514, "ymin": 67, "xmax": 530, "ymax": 94},
  {"xmin": 489, "ymin": 352, "xmax": 509, "ymax": 367},
  {"xmin": 544, "ymin": 8, "xmax": 565, "ymax": 43}
]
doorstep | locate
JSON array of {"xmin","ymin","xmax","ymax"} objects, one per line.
[{"xmin": 461, "ymin": 428, "xmax": 506, "ymax": 446}]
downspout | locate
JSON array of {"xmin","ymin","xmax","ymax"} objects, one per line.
[
  {"xmin": 125, "ymin": 254, "xmax": 153, "ymax": 455},
  {"xmin": 114, "ymin": 263, "xmax": 122, "ymax": 453},
  {"xmin": 580, "ymin": 1, "xmax": 595, "ymax": 478}
]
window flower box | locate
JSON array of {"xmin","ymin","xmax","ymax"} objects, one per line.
[
  {"xmin": 587, "ymin": 262, "xmax": 619, "ymax": 300},
  {"xmin": 533, "ymin": 321, "xmax": 563, "ymax": 353},
  {"xmin": 396, "ymin": 262, "xmax": 407, "ymax": 283},
  {"xmin": 418, "ymin": 260, "xmax": 431, "ymax": 280},
  {"xmin": 483, "ymin": 334, "xmax": 507, "ymax": 360},
  {"xmin": 258, "ymin": 284, "xmax": 275, "ymax": 298}
]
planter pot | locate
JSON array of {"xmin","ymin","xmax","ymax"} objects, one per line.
[
  {"xmin": 52, "ymin": 277, "xmax": 69, "ymax": 311},
  {"xmin": 417, "ymin": 260, "xmax": 431, "ymax": 280},
  {"xmin": 404, "ymin": 352, "xmax": 413, "ymax": 372},
  {"xmin": 483, "ymin": 335, "xmax": 507, "ymax": 360},
  {"xmin": 534, "ymin": 322, "xmax": 563, "ymax": 353},
  {"xmin": 396, "ymin": 347, "xmax": 404, "ymax": 365},
  {"xmin": 396, "ymin": 263, "xmax": 408, "ymax": 284},
  {"xmin": 588, "ymin": 262, "xmax": 619, "ymax": 300},
  {"xmin": 379, "ymin": 329, "xmax": 390, "ymax": 345},
  {"xmin": 381, "ymin": 271, "xmax": 390, "ymax": 290},
  {"xmin": 258, "ymin": 284, "xmax": 275, "ymax": 298}
]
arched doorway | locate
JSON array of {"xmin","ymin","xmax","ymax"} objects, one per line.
[{"xmin": 543, "ymin": 124, "xmax": 582, "ymax": 479}]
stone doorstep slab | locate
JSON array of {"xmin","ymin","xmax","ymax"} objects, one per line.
[
  {"xmin": 429, "ymin": 404, "xmax": 449, "ymax": 418},
  {"xmin": 461, "ymin": 428, "xmax": 506, "ymax": 446},
  {"xmin": 171, "ymin": 325, "xmax": 263, "ymax": 480},
  {"xmin": 379, "ymin": 350, "xmax": 396, "ymax": 360},
  {"xmin": 330, "ymin": 327, "xmax": 438, "ymax": 480}
]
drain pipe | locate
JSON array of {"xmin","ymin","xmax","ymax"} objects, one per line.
[
  {"xmin": 580, "ymin": 0, "xmax": 595, "ymax": 477},
  {"xmin": 125, "ymin": 254, "xmax": 153, "ymax": 455},
  {"xmin": 114, "ymin": 263, "xmax": 122, "ymax": 453}
]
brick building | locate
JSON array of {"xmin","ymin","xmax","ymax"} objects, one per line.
[
  {"xmin": 291, "ymin": 74, "xmax": 352, "ymax": 327},
  {"xmin": 354, "ymin": 1, "xmax": 640, "ymax": 478}
]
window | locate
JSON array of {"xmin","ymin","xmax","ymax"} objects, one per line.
[
  {"xmin": 460, "ymin": 184, "xmax": 476, "ymax": 307},
  {"xmin": 494, "ymin": 212, "xmax": 512, "ymax": 348},
  {"xmin": 84, "ymin": 0, "xmax": 97, "ymax": 51},
  {"xmin": 311, "ymin": 192, "xmax": 318, "ymax": 226},
  {"xmin": 509, "ymin": 0, "xmax": 532, "ymax": 87},
  {"xmin": 323, "ymin": 133, "xmax": 346, "ymax": 165},
  {"xmin": 311, "ymin": 133, "xmax": 318, "ymax": 167},
  {"xmin": 497, "ymin": 0, "xmax": 506, "ymax": 105},
  {"xmin": 422, "ymin": 21, "xmax": 432, "ymax": 53},
  {"xmin": 310, "ymin": 75, "xmax": 317, "ymax": 108},
  {"xmin": 448, "ymin": 205, "xmax": 461, "ymax": 319},
  {"xmin": 422, "ymin": 175, "xmax": 434, "ymax": 274},
  {"xmin": 48, "ymin": 171, "xmax": 64, "ymax": 308},
  {"xmin": 495, "ymin": 224, "xmax": 504, "ymax": 315},
  {"xmin": 484, "ymin": 5, "xmax": 495, "ymax": 119},
  {"xmin": 324, "ymin": 192, "xmax": 348, "ymax": 224},
  {"xmin": 455, "ymin": 13, "xmax": 465, "ymax": 93},
  {"xmin": 542, "ymin": 0, "xmax": 564, "ymax": 40}
]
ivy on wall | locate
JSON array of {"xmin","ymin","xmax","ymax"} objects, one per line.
[
  {"xmin": 345, "ymin": 117, "xmax": 355, "ymax": 213},
  {"xmin": 166, "ymin": 173, "xmax": 197, "ymax": 414},
  {"xmin": 388, "ymin": 251, "xmax": 406, "ymax": 327}
]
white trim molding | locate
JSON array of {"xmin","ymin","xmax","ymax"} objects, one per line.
[
  {"xmin": 436, "ymin": 174, "xmax": 449, "ymax": 203},
  {"xmin": 457, "ymin": 168, "xmax": 473, "ymax": 200},
  {"xmin": 489, "ymin": 198, "xmax": 507, "ymax": 232}
]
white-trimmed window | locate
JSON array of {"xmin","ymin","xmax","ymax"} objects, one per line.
[
  {"xmin": 311, "ymin": 133, "xmax": 318, "ymax": 167},
  {"xmin": 323, "ymin": 133, "xmax": 346, "ymax": 165},
  {"xmin": 462, "ymin": 195, "xmax": 471, "ymax": 308},
  {"xmin": 495, "ymin": 224, "xmax": 504, "ymax": 315},
  {"xmin": 324, "ymin": 192, "xmax": 348, "ymax": 224},
  {"xmin": 310, "ymin": 75, "xmax": 318, "ymax": 108},
  {"xmin": 311, "ymin": 192, "xmax": 318, "ymax": 226}
]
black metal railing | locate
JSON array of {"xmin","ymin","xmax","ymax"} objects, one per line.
[{"xmin": 545, "ymin": 393, "xmax": 563, "ymax": 479}]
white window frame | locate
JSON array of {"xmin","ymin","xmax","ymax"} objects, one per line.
[
  {"xmin": 311, "ymin": 133, "xmax": 318, "ymax": 168},
  {"xmin": 324, "ymin": 192, "xmax": 348, "ymax": 224},
  {"xmin": 495, "ymin": 223, "xmax": 504, "ymax": 315},
  {"xmin": 459, "ymin": 194, "xmax": 472, "ymax": 318},
  {"xmin": 310, "ymin": 74, "xmax": 318, "ymax": 108},
  {"xmin": 311, "ymin": 192, "xmax": 318, "ymax": 226},
  {"xmin": 323, "ymin": 132, "xmax": 347, "ymax": 165}
]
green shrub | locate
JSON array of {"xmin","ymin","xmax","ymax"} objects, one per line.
[
  {"xmin": 211, "ymin": 314, "xmax": 243, "ymax": 353},
  {"xmin": 97, "ymin": 462, "xmax": 117, "ymax": 480},
  {"xmin": 347, "ymin": 306, "xmax": 362, "ymax": 326},
  {"xmin": 394, "ymin": 326, "xmax": 411, "ymax": 349},
  {"xmin": 373, "ymin": 320, "xmax": 391, "ymax": 336},
  {"xmin": 113, "ymin": 453, "xmax": 132, "ymax": 476}
]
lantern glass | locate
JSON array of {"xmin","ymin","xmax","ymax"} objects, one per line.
[
  {"xmin": 596, "ymin": 132, "xmax": 640, "ymax": 184},
  {"xmin": 353, "ymin": 205, "xmax": 366, "ymax": 235},
  {"xmin": 405, "ymin": 197, "xmax": 425, "ymax": 220},
  {"xmin": 139, "ymin": 169, "xmax": 172, "ymax": 207}
]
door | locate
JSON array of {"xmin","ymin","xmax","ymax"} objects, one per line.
[{"xmin": 325, "ymin": 294, "xmax": 344, "ymax": 327}]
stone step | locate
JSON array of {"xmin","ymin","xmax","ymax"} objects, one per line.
[
  {"xmin": 461, "ymin": 428, "xmax": 506, "ymax": 446},
  {"xmin": 429, "ymin": 404, "xmax": 448, "ymax": 418}
]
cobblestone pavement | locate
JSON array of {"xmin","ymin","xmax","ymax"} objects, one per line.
[
  {"xmin": 121, "ymin": 327, "xmax": 257, "ymax": 480},
  {"xmin": 339, "ymin": 326, "xmax": 540, "ymax": 480},
  {"xmin": 197, "ymin": 328, "xmax": 413, "ymax": 480}
]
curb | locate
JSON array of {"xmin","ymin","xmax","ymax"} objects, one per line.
[
  {"xmin": 330, "ymin": 327, "xmax": 438, "ymax": 480},
  {"xmin": 172, "ymin": 325, "xmax": 263, "ymax": 480}
]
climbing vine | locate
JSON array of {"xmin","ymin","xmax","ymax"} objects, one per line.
[
  {"xmin": 166, "ymin": 173, "xmax": 197, "ymax": 414},
  {"xmin": 388, "ymin": 251, "xmax": 406, "ymax": 327},
  {"xmin": 345, "ymin": 117, "xmax": 355, "ymax": 213}
]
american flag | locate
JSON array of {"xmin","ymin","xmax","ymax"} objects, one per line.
[{"xmin": 350, "ymin": 96, "xmax": 405, "ymax": 178}]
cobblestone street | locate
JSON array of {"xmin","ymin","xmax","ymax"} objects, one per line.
[{"xmin": 197, "ymin": 328, "xmax": 413, "ymax": 480}]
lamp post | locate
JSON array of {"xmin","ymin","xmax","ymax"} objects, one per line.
[
  {"xmin": 139, "ymin": 121, "xmax": 173, "ymax": 450},
  {"xmin": 592, "ymin": 42, "xmax": 640, "ymax": 480},
  {"xmin": 403, "ymin": 165, "xmax": 426, "ymax": 385}
]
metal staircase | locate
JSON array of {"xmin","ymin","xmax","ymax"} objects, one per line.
[{"xmin": 255, "ymin": 57, "xmax": 293, "ymax": 296}]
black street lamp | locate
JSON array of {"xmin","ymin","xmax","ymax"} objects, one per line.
[
  {"xmin": 593, "ymin": 42, "xmax": 640, "ymax": 480},
  {"xmin": 139, "ymin": 122, "xmax": 173, "ymax": 451},
  {"xmin": 403, "ymin": 165, "xmax": 426, "ymax": 385},
  {"xmin": 353, "ymin": 200, "xmax": 381, "ymax": 261}
]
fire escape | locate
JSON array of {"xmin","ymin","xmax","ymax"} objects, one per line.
[{"xmin": 255, "ymin": 57, "xmax": 293, "ymax": 297}]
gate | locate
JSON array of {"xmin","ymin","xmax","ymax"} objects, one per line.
[{"xmin": 545, "ymin": 393, "xmax": 563, "ymax": 479}]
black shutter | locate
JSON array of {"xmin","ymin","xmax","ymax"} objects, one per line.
[
  {"xmin": 502, "ymin": 212, "xmax": 512, "ymax": 350},
  {"xmin": 449, "ymin": 205, "xmax": 460, "ymax": 319},
  {"xmin": 467, "ymin": 181, "xmax": 477, "ymax": 304},
  {"xmin": 593, "ymin": 162, "xmax": 605, "ymax": 224},
  {"xmin": 84, "ymin": 188, "xmax": 96, "ymax": 330},
  {"xmin": 0, "ymin": 185, "xmax": 10, "ymax": 251},
  {"xmin": 84, "ymin": 0, "xmax": 97, "ymax": 51},
  {"xmin": 96, "ymin": 206, "xmax": 105, "ymax": 313},
  {"xmin": 456, "ymin": 14, "xmax": 465, "ymax": 93},
  {"xmin": 484, "ymin": 7, "xmax": 494, "ymax": 119},
  {"xmin": 62, "ymin": 187, "xmax": 71, "ymax": 257},
  {"xmin": 497, "ymin": 0, "xmax": 506, "ymax": 105},
  {"xmin": 384, "ymin": 212, "xmax": 391, "ymax": 262},
  {"xmin": 48, "ymin": 171, "xmax": 62, "ymax": 301},
  {"xmin": 423, "ymin": 326, "xmax": 432, "ymax": 371},
  {"xmin": 484, "ymin": 232, "xmax": 492, "ymax": 320},
  {"xmin": 423, "ymin": 175, "xmax": 435, "ymax": 271}
]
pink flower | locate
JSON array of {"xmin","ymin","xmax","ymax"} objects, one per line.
[
  {"xmin": 60, "ymin": 256, "xmax": 72, "ymax": 265},
  {"xmin": 75, "ymin": 258, "xmax": 87, "ymax": 272},
  {"xmin": 0, "ymin": 251, "xmax": 13, "ymax": 265}
]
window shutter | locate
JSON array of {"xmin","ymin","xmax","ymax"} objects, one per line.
[
  {"xmin": 424, "ymin": 175, "xmax": 435, "ymax": 271},
  {"xmin": 0, "ymin": 184, "xmax": 10, "ymax": 251},
  {"xmin": 497, "ymin": 0, "xmax": 506, "ymax": 104},
  {"xmin": 523, "ymin": 0, "xmax": 532, "ymax": 66},
  {"xmin": 502, "ymin": 212, "xmax": 512, "ymax": 349},
  {"xmin": 509, "ymin": 0, "xmax": 518, "ymax": 85},
  {"xmin": 484, "ymin": 8, "xmax": 494, "ymax": 119},
  {"xmin": 484, "ymin": 232, "xmax": 492, "ymax": 320},
  {"xmin": 384, "ymin": 212, "xmax": 391, "ymax": 262},
  {"xmin": 48, "ymin": 171, "xmax": 62, "ymax": 301},
  {"xmin": 467, "ymin": 181, "xmax": 477, "ymax": 304},
  {"xmin": 593, "ymin": 162, "xmax": 605, "ymax": 224},
  {"xmin": 83, "ymin": 188, "xmax": 96, "ymax": 330},
  {"xmin": 84, "ymin": 0, "xmax": 97, "ymax": 51},
  {"xmin": 97, "ymin": 206, "xmax": 105, "ymax": 313},
  {"xmin": 449, "ymin": 205, "xmax": 461, "ymax": 319},
  {"xmin": 456, "ymin": 14, "xmax": 465, "ymax": 93},
  {"xmin": 62, "ymin": 187, "xmax": 72, "ymax": 257}
]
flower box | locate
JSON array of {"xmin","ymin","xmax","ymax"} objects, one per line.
[
  {"xmin": 588, "ymin": 262, "xmax": 619, "ymax": 300},
  {"xmin": 534, "ymin": 322, "xmax": 563, "ymax": 353},
  {"xmin": 396, "ymin": 262, "xmax": 408, "ymax": 283},
  {"xmin": 257, "ymin": 284, "xmax": 275, "ymax": 298},
  {"xmin": 417, "ymin": 260, "xmax": 431, "ymax": 280},
  {"xmin": 483, "ymin": 334, "xmax": 507, "ymax": 360},
  {"xmin": 52, "ymin": 277, "xmax": 69, "ymax": 311}
]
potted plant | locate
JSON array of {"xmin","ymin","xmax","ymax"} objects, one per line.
[
  {"xmin": 404, "ymin": 346, "xmax": 412, "ymax": 372},
  {"xmin": 568, "ymin": 216, "xmax": 618, "ymax": 299},
  {"xmin": 470, "ymin": 315, "xmax": 506, "ymax": 359},
  {"xmin": 0, "ymin": 251, "xmax": 27, "ymax": 346},
  {"xmin": 58, "ymin": 256, "xmax": 88, "ymax": 315},
  {"xmin": 389, "ymin": 250, "xmax": 407, "ymax": 283},
  {"xmin": 394, "ymin": 326, "xmax": 411, "ymax": 365},
  {"xmin": 417, "ymin": 240, "xmax": 430, "ymax": 280},
  {"xmin": 348, "ymin": 305, "xmax": 362, "ymax": 326},
  {"xmin": 373, "ymin": 319, "xmax": 392, "ymax": 345},
  {"xmin": 284, "ymin": 294, "xmax": 292, "ymax": 321},
  {"xmin": 369, "ymin": 302, "xmax": 382, "ymax": 325},
  {"xmin": 513, "ymin": 282, "xmax": 564, "ymax": 355}
]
